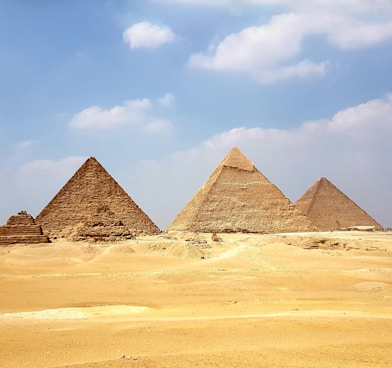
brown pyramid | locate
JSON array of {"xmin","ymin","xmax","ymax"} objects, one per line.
[
  {"xmin": 168, "ymin": 147, "xmax": 316, "ymax": 233},
  {"xmin": 0, "ymin": 210, "xmax": 49, "ymax": 245},
  {"xmin": 295, "ymin": 177, "xmax": 382, "ymax": 231},
  {"xmin": 36, "ymin": 157, "xmax": 160, "ymax": 237}
]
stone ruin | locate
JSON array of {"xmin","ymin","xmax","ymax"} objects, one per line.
[{"xmin": 0, "ymin": 211, "xmax": 49, "ymax": 245}]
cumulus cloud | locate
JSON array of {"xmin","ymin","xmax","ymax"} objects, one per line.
[
  {"xmin": 185, "ymin": 2, "xmax": 392, "ymax": 82},
  {"xmin": 68, "ymin": 95, "xmax": 174, "ymax": 133},
  {"xmin": 159, "ymin": 94, "xmax": 392, "ymax": 228},
  {"xmin": 188, "ymin": 13, "xmax": 328, "ymax": 82},
  {"xmin": 328, "ymin": 94, "xmax": 392, "ymax": 136},
  {"xmin": 123, "ymin": 21, "xmax": 175, "ymax": 49}
]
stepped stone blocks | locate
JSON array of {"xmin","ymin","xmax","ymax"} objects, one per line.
[
  {"xmin": 295, "ymin": 177, "xmax": 383, "ymax": 231},
  {"xmin": 168, "ymin": 147, "xmax": 317, "ymax": 234},
  {"xmin": 36, "ymin": 157, "xmax": 160, "ymax": 238},
  {"xmin": 0, "ymin": 211, "xmax": 49, "ymax": 245}
]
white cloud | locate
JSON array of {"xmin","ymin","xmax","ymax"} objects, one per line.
[
  {"xmin": 123, "ymin": 21, "xmax": 175, "ymax": 49},
  {"xmin": 189, "ymin": 13, "xmax": 305, "ymax": 71},
  {"xmin": 69, "ymin": 99, "xmax": 151, "ymax": 129},
  {"xmin": 68, "ymin": 96, "xmax": 174, "ymax": 134},
  {"xmin": 188, "ymin": 0, "xmax": 392, "ymax": 83},
  {"xmin": 328, "ymin": 94, "xmax": 392, "ymax": 137},
  {"xmin": 188, "ymin": 13, "xmax": 326, "ymax": 82}
]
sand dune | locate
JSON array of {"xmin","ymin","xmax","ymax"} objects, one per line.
[{"xmin": 0, "ymin": 231, "xmax": 391, "ymax": 367}]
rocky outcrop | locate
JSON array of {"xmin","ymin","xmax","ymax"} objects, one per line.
[
  {"xmin": 0, "ymin": 211, "xmax": 49, "ymax": 245},
  {"xmin": 168, "ymin": 147, "xmax": 317, "ymax": 233}
]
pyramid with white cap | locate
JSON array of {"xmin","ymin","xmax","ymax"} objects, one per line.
[{"xmin": 168, "ymin": 147, "xmax": 316, "ymax": 233}]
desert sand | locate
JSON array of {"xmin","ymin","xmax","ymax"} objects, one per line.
[{"xmin": 1, "ymin": 231, "xmax": 391, "ymax": 367}]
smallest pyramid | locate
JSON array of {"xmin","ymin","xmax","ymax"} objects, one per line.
[
  {"xmin": 0, "ymin": 210, "xmax": 49, "ymax": 245},
  {"xmin": 295, "ymin": 177, "xmax": 382, "ymax": 231}
]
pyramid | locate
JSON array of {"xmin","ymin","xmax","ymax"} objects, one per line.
[
  {"xmin": 168, "ymin": 147, "xmax": 316, "ymax": 233},
  {"xmin": 36, "ymin": 157, "xmax": 160, "ymax": 237},
  {"xmin": 295, "ymin": 177, "xmax": 382, "ymax": 231},
  {"xmin": 0, "ymin": 211, "xmax": 49, "ymax": 245}
]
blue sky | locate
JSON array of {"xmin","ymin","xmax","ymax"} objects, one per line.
[{"xmin": 1, "ymin": 0, "xmax": 391, "ymax": 229}]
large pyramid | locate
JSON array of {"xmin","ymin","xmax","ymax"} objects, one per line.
[
  {"xmin": 36, "ymin": 157, "xmax": 160, "ymax": 237},
  {"xmin": 168, "ymin": 147, "xmax": 316, "ymax": 233},
  {"xmin": 295, "ymin": 177, "xmax": 382, "ymax": 231}
]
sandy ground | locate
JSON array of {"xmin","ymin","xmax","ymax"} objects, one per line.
[{"xmin": 0, "ymin": 231, "xmax": 391, "ymax": 367}]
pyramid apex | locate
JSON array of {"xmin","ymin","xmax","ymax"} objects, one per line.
[
  {"xmin": 220, "ymin": 147, "xmax": 255, "ymax": 172},
  {"xmin": 86, "ymin": 156, "xmax": 99, "ymax": 163},
  {"xmin": 317, "ymin": 177, "xmax": 338, "ymax": 190},
  {"xmin": 82, "ymin": 156, "xmax": 106, "ymax": 169}
]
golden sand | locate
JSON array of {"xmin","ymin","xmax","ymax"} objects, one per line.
[{"xmin": 1, "ymin": 231, "xmax": 391, "ymax": 367}]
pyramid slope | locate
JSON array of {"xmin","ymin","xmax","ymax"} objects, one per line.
[
  {"xmin": 168, "ymin": 147, "xmax": 316, "ymax": 233},
  {"xmin": 295, "ymin": 177, "xmax": 382, "ymax": 231},
  {"xmin": 36, "ymin": 157, "xmax": 160, "ymax": 236}
]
